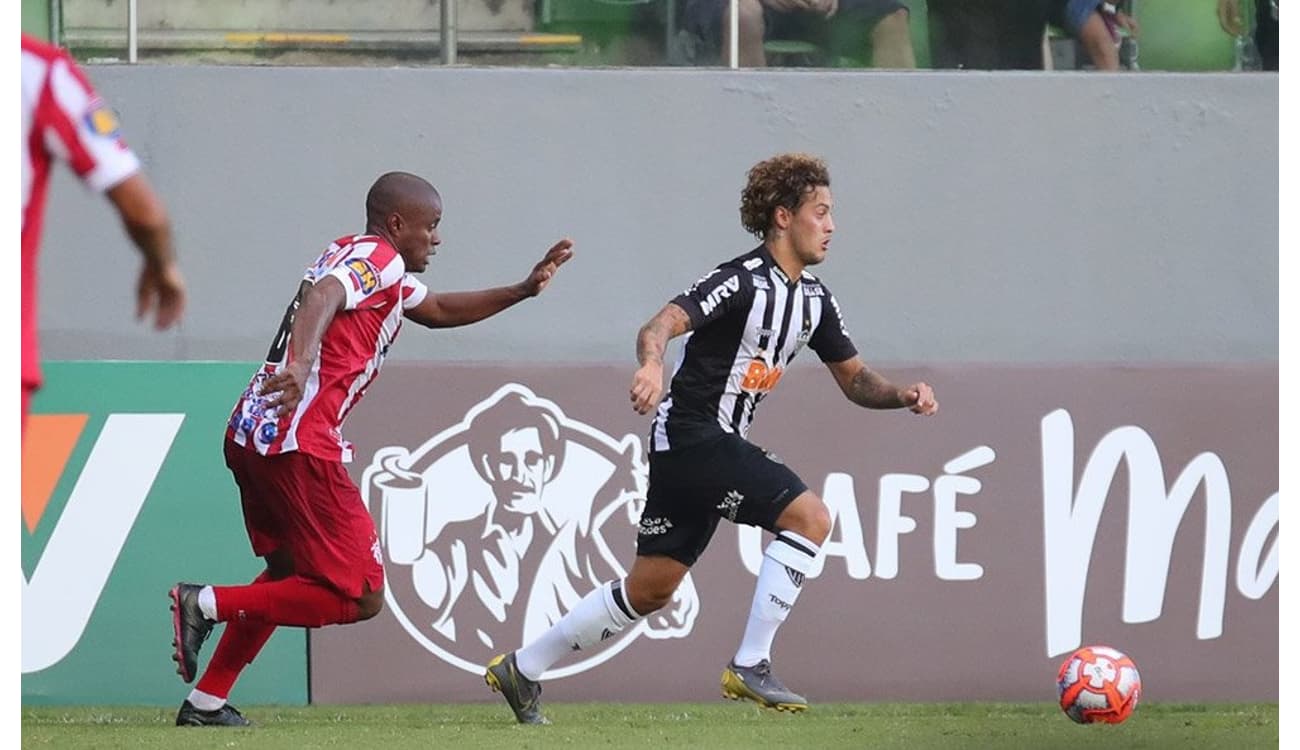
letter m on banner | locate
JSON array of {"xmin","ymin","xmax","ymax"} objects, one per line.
[{"xmin": 21, "ymin": 413, "xmax": 184, "ymax": 673}]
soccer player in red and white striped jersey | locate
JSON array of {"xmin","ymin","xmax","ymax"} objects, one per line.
[
  {"xmin": 20, "ymin": 34, "xmax": 186, "ymax": 428},
  {"xmin": 168, "ymin": 171, "xmax": 573, "ymax": 727},
  {"xmin": 224, "ymin": 233, "xmax": 430, "ymax": 463}
]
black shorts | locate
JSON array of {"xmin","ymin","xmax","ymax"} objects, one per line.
[
  {"xmin": 636, "ymin": 433, "xmax": 808, "ymax": 567},
  {"xmin": 685, "ymin": 0, "xmax": 909, "ymax": 63}
]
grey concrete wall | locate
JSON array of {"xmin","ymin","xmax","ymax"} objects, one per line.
[{"xmin": 38, "ymin": 67, "xmax": 1277, "ymax": 365}]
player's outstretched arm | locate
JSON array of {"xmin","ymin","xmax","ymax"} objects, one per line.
[
  {"xmin": 404, "ymin": 239, "xmax": 573, "ymax": 328},
  {"xmin": 261, "ymin": 276, "xmax": 347, "ymax": 414},
  {"xmin": 630, "ymin": 303, "xmax": 692, "ymax": 415},
  {"xmin": 825, "ymin": 356, "xmax": 938, "ymax": 415},
  {"xmin": 106, "ymin": 173, "xmax": 187, "ymax": 330}
]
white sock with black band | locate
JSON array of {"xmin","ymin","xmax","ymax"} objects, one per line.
[
  {"xmin": 515, "ymin": 579, "xmax": 641, "ymax": 680},
  {"xmin": 733, "ymin": 530, "xmax": 820, "ymax": 668}
]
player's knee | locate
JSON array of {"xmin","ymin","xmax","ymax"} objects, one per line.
[
  {"xmin": 625, "ymin": 578, "xmax": 678, "ymax": 615},
  {"xmin": 628, "ymin": 588, "xmax": 673, "ymax": 614},
  {"xmin": 264, "ymin": 558, "xmax": 294, "ymax": 581},
  {"xmin": 779, "ymin": 494, "xmax": 832, "ymax": 545},
  {"xmin": 356, "ymin": 589, "xmax": 385, "ymax": 621},
  {"xmin": 804, "ymin": 500, "xmax": 832, "ymax": 545}
]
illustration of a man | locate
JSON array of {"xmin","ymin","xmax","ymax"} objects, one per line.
[{"xmin": 368, "ymin": 386, "xmax": 697, "ymax": 670}]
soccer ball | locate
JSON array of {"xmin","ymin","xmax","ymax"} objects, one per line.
[{"xmin": 1056, "ymin": 645, "xmax": 1141, "ymax": 724}]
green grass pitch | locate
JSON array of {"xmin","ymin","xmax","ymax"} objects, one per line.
[{"xmin": 21, "ymin": 702, "xmax": 1278, "ymax": 749}]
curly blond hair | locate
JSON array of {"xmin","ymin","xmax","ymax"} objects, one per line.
[{"xmin": 739, "ymin": 153, "xmax": 831, "ymax": 239}]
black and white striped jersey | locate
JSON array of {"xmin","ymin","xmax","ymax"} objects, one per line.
[{"xmin": 649, "ymin": 245, "xmax": 858, "ymax": 452}]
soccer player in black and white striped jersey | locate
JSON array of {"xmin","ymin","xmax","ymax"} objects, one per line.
[{"xmin": 486, "ymin": 153, "xmax": 938, "ymax": 722}]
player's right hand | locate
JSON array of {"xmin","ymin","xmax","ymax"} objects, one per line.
[
  {"xmin": 137, "ymin": 260, "xmax": 187, "ymax": 330},
  {"xmin": 261, "ymin": 360, "xmax": 311, "ymax": 415},
  {"xmin": 630, "ymin": 362, "xmax": 664, "ymax": 415}
]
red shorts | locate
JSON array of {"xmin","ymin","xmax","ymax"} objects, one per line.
[{"xmin": 223, "ymin": 439, "xmax": 383, "ymax": 599}]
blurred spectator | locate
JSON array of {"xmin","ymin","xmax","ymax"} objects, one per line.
[
  {"xmin": 685, "ymin": 0, "xmax": 917, "ymax": 68},
  {"xmin": 927, "ymin": 0, "xmax": 1051, "ymax": 70},
  {"xmin": 1049, "ymin": 1, "xmax": 1139, "ymax": 70},
  {"xmin": 929, "ymin": 0, "xmax": 1139, "ymax": 71},
  {"xmin": 1218, "ymin": 0, "xmax": 1278, "ymax": 70}
]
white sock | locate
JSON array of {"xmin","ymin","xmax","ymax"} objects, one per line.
[
  {"xmin": 187, "ymin": 688, "xmax": 225, "ymax": 711},
  {"xmin": 733, "ymin": 530, "xmax": 820, "ymax": 668},
  {"xmin": 198, "ymin": 585, "xmax": 218, "ymax": 621},
  {"xmin": 515, "ymin": 580, "xmax": 640, "ymax": 680}
]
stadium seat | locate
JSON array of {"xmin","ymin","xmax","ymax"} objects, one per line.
[
  {"xmin": 537, "ymin": 0, "xmax": 652, "ymax": 44},
  {"xmin": 763, "ymin": 38, "xmax": 823, "ymax": 66}
]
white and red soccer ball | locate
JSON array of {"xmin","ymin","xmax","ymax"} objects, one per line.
[{"xmin": 1056, "ymin": 645, "xmax": 1142, "ymax": 724}]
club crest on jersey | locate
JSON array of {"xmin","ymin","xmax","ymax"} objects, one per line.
[
  {"xmin": 361, "ymin": 383, "xmax": 700, "ymax": 679},
  {"xmin": 345, "ymin": 258, "xmax": 380, "ymax": 295},
  {"xmin": 83, "ymin": 103, "xmax": 120, "ymax": 138}
]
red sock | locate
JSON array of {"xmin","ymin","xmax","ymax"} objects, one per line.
[
  {"xmin": 195, "ymin": 571, "xmax": 276, "ymax": 699},
  {"xmin": 194, "ymin": 619, "xmax": 275, "ymax": 699},
  {"xmin": 213, "ymin": 575, "xmax": 361, "ymax": 627}
]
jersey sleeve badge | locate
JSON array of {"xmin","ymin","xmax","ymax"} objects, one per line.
[
  {"xmin": 83, "ymin": 104, "xmax": 121, "ymax": 138},
  {"xmin": 345, "ymin": 258, "xmax": 380, "ymax": 295}
]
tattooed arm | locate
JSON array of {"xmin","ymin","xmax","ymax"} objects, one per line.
[
  {"xmin": 825, "ymin": 356, "xmax": 939, "ymax": 415},
  {"xmin": 630, "ymin": 303, "xmax": 693, "ymax": 415}
]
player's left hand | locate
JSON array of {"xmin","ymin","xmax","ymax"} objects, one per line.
[
  {"xmin": 521, "ymin": 238, "xmax": 574, "ymax": 297},
  {"xmin": 904, "ymin": 382, "xmax": 938, "ymax": 416}
]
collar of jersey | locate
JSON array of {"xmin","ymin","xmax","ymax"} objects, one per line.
[{"xmin": 754, "ymin": 244, "xmax": 799, "ymax": 288}]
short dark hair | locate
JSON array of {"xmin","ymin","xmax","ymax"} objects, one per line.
[
  {"xmin": 365, "ymin": 171, "xmax": 439, "ymax": 227},
  {"xmin": 739, "ymin": 153, "xmax": 831, "ymax": 239}
]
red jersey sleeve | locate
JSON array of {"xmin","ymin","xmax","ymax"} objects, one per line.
[
  {"xmin": 400, "ymin": 275, "xmax": 429, "ymax": 309},
  {"xmin": 39, "ymin": 50, "xmax": 140, "ymax": 192}
]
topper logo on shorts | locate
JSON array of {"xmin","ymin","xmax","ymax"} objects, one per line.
[
  {"xmin": 361, "ymin": 383, "xmax": 700, "ymax": 678},
  {"xmin": 21, "ymin": 413, "xmax": 185, "ymax": 673},
  {"xmin": 345, "ymin": 258, "xmax": 379, "ymax": 295}
]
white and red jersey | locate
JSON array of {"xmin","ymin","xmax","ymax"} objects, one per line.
[
  {"xmin": 226, "ymin": 234, "xmax": 429, "ymax": 462},
  {"xmin": 21, "ymin": 34, "xmax": 141, "ymax": 388}
]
